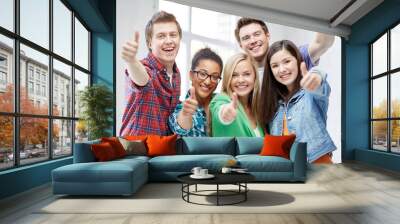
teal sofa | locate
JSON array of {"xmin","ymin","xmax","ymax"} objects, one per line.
[{"xmin": 52, "ymin": 137, "xmax": 307, "ymax": 196}]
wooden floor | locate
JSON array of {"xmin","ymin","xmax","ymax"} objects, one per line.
[{"xmin": 1, "ymin": 162, "xmax": 400, "ymax": 224}]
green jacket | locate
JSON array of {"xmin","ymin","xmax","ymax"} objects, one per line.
[{"xmin": 210, "ymin": 93, "xmax": 265, "ymax": 137}]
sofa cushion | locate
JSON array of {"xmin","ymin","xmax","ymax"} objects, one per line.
[
  {"xmin": 236, "ymin": 155, "xmax": 293, "ymax": 172},
  {"xmin": 147, "ymin": 134, "xmax": 178, "ymax": 156},
  {"xmin": 101, "ymin": 137, "xmax": 127, "ymax": 158},
  {"xmin": 118, "ymin": 138, "xmax": 147, "ymax": 156},
  {"xmin": 236, "ymin": 137, "xmax": 264, "ymax": 155},
  {"xmin": 91, "ymin": 142, "xmax": 118, "ymax": 161},
  {"xmin": 52, "ymin": 162, "xmax": 141, "ymax": 183},
  {"xmin": 148, "ymin": 154, "xmax": 235, "ymax": 172},
  {"xmin": 260, "ymin": 134, "xmax": 296, "ymax": 159},
  {"xmin": 178, "ymin": 137, "xmax": 235, "ymax": 155},
  {"xmin": 73, "ymin": 140, "xmax": 100, "ymax": 163}
]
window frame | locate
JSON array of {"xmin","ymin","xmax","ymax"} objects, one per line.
[
  {"xmin": 0, "ymin": 0, "xmax": 92, "ymax": 171},
  {"xmin": 370, "ymin": 20, "xmax": 400, "ymax": 154}
]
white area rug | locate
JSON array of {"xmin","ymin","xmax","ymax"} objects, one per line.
[{"xmin": 38, "ymin": 183, "xmax": 361, "ymax": 214}]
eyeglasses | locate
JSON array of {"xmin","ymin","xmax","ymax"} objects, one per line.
[{"xmin": 192, "ymin": 70, "xmax": 221, "ymax": 83}]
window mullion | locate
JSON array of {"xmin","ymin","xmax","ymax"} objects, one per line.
[{"xmin": 49, "ymin": 0, "xmax": 54, "ymax": 159}]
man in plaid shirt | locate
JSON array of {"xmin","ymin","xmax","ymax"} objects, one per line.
[{"xmin": 120, "ymin": 11, "xmax": 182, "ymax": 136}]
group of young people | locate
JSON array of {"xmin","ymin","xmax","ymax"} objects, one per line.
[{"xmin": 119, "ymin": 11, "xmax": 336, "ymax": 164}]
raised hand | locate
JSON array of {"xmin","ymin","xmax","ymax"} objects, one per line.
[
  {"xmin": 177, "ymin": 87, "xmax": 198, "ymax": 130},
  {"xmin": 122, "ymin": 31, "xmax": 140, "ymax": 65},
  {"xmin": 299, "ymin": 62, "xmax": 322, "ymax": 92},
  {"xmin": 220, "ymin": 92, "xmax": 238, "ymax": 123},
  {"xmin": 121, "ymin": 31, "xmax": 149, "ymax": 86},
  {"xmin": 181, "ymin": 87, "xmax": 199, "ymax": 116}
]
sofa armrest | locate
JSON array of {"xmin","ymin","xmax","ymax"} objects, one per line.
[
  {"xmin": 73, "ymin": 140, "xmax": 100, "ymax": 163},
  {"xmin": 289, "ymin": 142, "xmax": 307, "ymax": 182}
]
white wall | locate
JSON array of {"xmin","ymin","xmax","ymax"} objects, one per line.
[{"xmin": 116, "ymin": 0, "xmax": 342, "ymax": 163}]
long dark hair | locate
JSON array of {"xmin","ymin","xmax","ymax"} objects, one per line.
[{"xmin": 258, "ymin": 40, "xmax": 303, "ymax": 126}]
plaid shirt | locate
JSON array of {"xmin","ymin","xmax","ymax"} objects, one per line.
[
  {"xmin": 168, "ymin": 91, "xmax": 214, "ymax": 137},
  {"xmin": 120, "ymin": 53, "xmax": 181, "ymax": 136}
]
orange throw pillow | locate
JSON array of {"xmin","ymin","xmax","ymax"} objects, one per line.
[
  {"xmin": 146, "ymin": 134, "xmax": 177, "ymax": 157},
  {"xmin": 91, "ymin": 142, "xmax": 117, "ymax": 161},
  {"xmin": 124, "ymin": 135, "xmax": 148, "ymax": 142},
  {"xmin": 101, "ymin": 137, "xmax": 126, "ymax": 158},
  {"xmin": 259, "ymin": 134, "xmax": 296, "ymax": 159}
]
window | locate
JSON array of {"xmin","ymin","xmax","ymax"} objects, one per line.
[
  {"xmin": 28, "ymin": 81, "xmax": 34, "ymax": 94},
  {"xmin": 42, "ymin": 85, "xmax": 46, "ymax": 97},
  {"xmin": 0, "ymin": 0, "xmax": 91, "ymax": 170},
  {"xmin": 0, "ymin": 71, "xmax": 7, "ymax": 85},
  {"xmin": 371, "ymin": 23, "xmax": 400, "ymax": 154},
  {"xmin": 28, "ymin": 67, "xmax": 34, "ymax": 80},
  {"xmin": 159, "ymin": 0, "xmax": 241, "ymax": 98},
  {"xmin": 35, "ymin": 83, "xmax": 40, "ymax": 95},
  {"xmin": 0, "ymin": 54, "xmax": 7, "ymax": 89}
]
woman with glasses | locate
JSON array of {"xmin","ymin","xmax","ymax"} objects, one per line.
[
  {"xmin": 210, "ymin": 53, "xmax": 264, "ymax": 137},
  {"xmin": 168, "ymin": 48, "xmax": 223, "ymax": 136}
]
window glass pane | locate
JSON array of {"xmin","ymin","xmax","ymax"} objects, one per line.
[
  {"xmin": 391, "ymin": 24, "xmax": 400, "ymax": 70},
  {"xmin": 53, "ymin": 119, "xmax": 72, "ymax": 157},
  {"xmin": 0, "ymin": 116, "xmax": 13, "ymax": 170},
  {"xmin": 391, "ymin": 72, "xmax": 400, "ymax": 118},
  {"xmin": 74, "ymin": 18, "xmax": 89, "ymax": 70},
  {"xmin": 53, "ymin": 0, "xmax": 72, "ymax": 60},
  {"xmin": 0, "ymin": 35, "xmax": 14, "ymax": 112},
  {"xmin": 372, "ymin": 77, "xmax": 387, "ymax": 119},
  {"xmin": 53, "ymin": 59, "xmax": 72, "ymax": 117},
  {"xmin": 75, "ymin": 120, "xmax": 88, "ymax": 143},
  {"xmin": 20, "ymin": 0, "xmax": 49, "ymax": 49},
  {"xmin": 372, "ymin": 34, "xmax": 387, "ymax": 76},
  {"xmin": 191, "ymin": 7, "xmax": 237, "ymax": 43},
  {"xmin": 20, "ymin": 44, "xmax": 49, "ymax": 115},
  {"xmin": 372, "ymin": 121, "xmax": 388, "ymax": 151},
  {"xmin": 20, "ymin": 117, "xmax": 49, "ymax": 165},
  {"xmin": 392, "ymin": 120, "xmax": 400, "ymax": 153},
  {"xmin": 0, "ymin": 0, "xmax": 14, "ymax": 31},
  {"xmin": 74, "ymin": 69, "xmax": 89, "ymax": 118},
  {"xmin": 159, "ymin": 0, "xmax": 189, "ymax": 31}
]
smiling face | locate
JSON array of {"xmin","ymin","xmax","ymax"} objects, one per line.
[
  {"xmin": 230, "ymin": 60, "xmax": 256, "ymax": 98},
  {"xmin": 149, "ymin": 22, "xmax": 181, "ymax": 68},
  {"xmin": 190, "ymin": 59, "xmax": 221, "ymax": 101},
  {"xmin": 238, "ymin": 23, "xmax": 270, "ymax": 63},
  {"xmin": 269, "ymin": 49, "xmax": 299, "ymax": 90}
]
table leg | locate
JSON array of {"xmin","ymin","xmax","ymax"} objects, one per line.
[
  {"xmin": 245, "ymin": 183, "xmax": 247, "ymax": 201},
  {"xmin": 217, "ymin": 184, "xmax": 220, "ymax": 206}
]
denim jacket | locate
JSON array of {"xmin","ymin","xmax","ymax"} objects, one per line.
[{"xmin": 269, "ymin": 71, "xmax": 336, "ymax": 162}]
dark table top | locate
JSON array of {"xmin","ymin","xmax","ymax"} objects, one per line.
[{"xmin": 177, "ymin": 172, "xmax": 255, "ymax": 185}]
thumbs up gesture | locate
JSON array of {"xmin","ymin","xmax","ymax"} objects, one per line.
[
  {"xmin": 177, "ymin": 87, "xmax": 199, "ymax": 130},
  {"xmin": 121, "ymin": 31, "xmax": 149, "ymax": 86},
  {"xmin": 299, "ymin": 62, "xmax": 322, "ymax": 92},
  {"xmin": 181, "ymin": 87, "xmax": 199, "ymax": 116},
  {"xmin": 220, "ymin": 92, "xmax": 239, "ymax": 124},
  {"xmin": 122, "ymin": 31, "xmax": 140, "ymax": 65}
]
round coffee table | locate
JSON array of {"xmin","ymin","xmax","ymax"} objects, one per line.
[{"xmin": 177, "ymin": 172, "xmax": 255, "ymax": 206}]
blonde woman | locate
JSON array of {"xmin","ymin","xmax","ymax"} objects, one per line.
[{"xmin": 210, "ymin": 53, "xmax": 264, "ymax": 137}]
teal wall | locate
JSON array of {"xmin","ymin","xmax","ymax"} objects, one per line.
[
  {"xmin": 91, "ymin": 32, "xmax": 115, "ymax": 136},
  {"xmin": 344, "ymin": 0, "xmax": 400, "ymax": 171},
  {"xmin": 0, "ymin": 0, "xmax": 115, "ymax": 200},
  {"xmin": 0, "ymin": 158, "xmax": 72, "ymax": 199}
]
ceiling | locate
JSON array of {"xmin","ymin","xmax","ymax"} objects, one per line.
[{"xmin": 170, "ymin": 0, "xmax": 384, "ymax": 38}]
